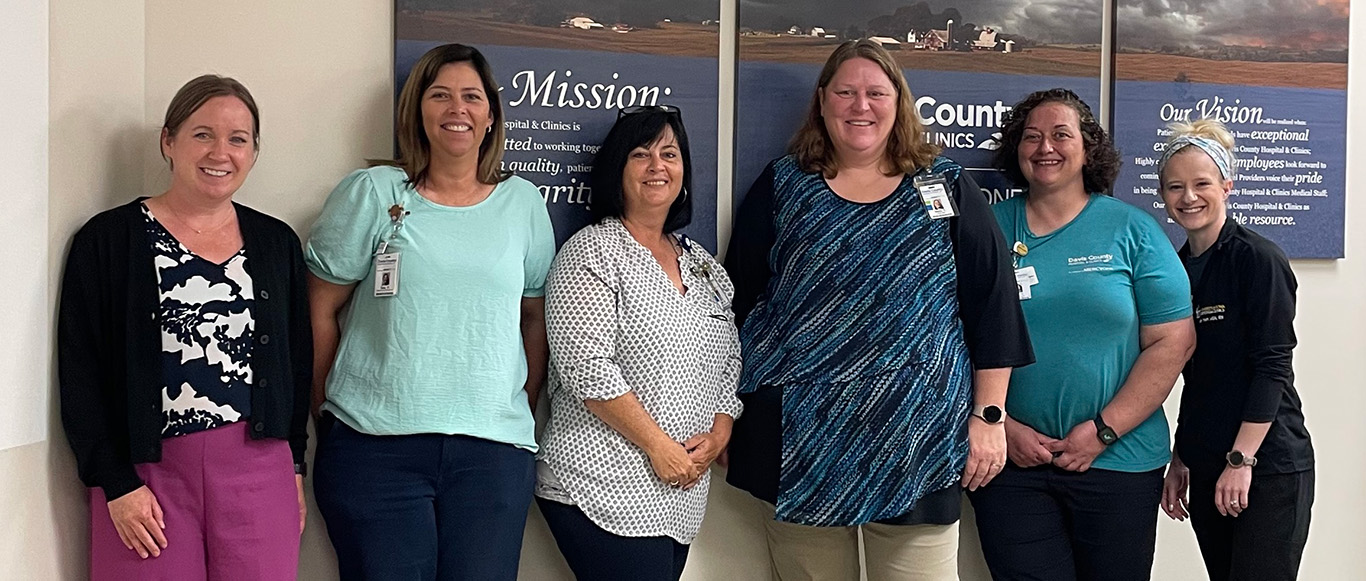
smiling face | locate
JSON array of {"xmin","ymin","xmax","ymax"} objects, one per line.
[
  {"xmin": 621, "ymin": 125, "xmax": 685, "ymax": 221},
  {"xmin": 420, "ymin": 62, "xmax": 492, "ymax": 163},
  {"xmin": 820, "ymin": 57, "xmax": 897, "ymax": 164},
  {"xmin": 1017, "ymin": 101, "xmax": 1087, "ymax": 196},
  {"xmin": 161, "ymin": 95, "xmax": 257, "ymax": 202},
  {"xmin": 1160, "ymin": 147, "xmax": 1231, "ymax": 237}
]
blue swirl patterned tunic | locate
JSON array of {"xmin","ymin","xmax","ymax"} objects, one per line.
[{"xmin": 725, "ymin": 155, "xmax": 1034, "ymax": 527}]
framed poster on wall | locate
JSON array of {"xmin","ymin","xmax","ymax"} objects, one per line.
[
  {"xmin": 396, "ymin": 0, "xmax": 721, "ymax": 250},
  {"xmin": 1112, "ymin": 0, "xmax": 1349, "ymax": 258},
  {"xmin": 734, "ymin": 0, "xmax": 1106, "ymax": 207}
]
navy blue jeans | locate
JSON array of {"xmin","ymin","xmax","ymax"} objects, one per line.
[
  {"xmin": 537, "ymin": 497, "xmax": 690, "ymax": 581},
  {"xmin": 313, "ymin": 416, "xmax": 534, "ymax": 581},
  {"xmin": 968, "ymin": 463, "xmax": 1164, "ymax": 581}
]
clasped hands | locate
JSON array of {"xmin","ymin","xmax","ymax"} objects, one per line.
[
  {"xmin": 647, "ymin": 430, "xmax": 729, "ymax": 490},
  {"xmin": 1005, "ymin": 416, "xmax": 1107, "ymax": 472}
]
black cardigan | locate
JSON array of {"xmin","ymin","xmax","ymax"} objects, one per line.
[{"xmin": 58, "ymin": 199, "xmax": 313, "ymax": 500}]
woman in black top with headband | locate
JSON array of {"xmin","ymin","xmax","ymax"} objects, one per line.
[{"xmin": 1156, "ymin": 118, "xmax": 1314, "ymax": 581}]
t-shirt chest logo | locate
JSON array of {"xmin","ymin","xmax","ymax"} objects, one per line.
[
  {"xmin": 1195, "ymin": 304, "xmax": 1227, "ymax": 324},
  {"xmin": 1066, "ymin": 253, "xmax": 1115, "ymax": 274}
]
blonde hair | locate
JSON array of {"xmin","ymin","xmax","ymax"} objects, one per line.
[
  {"xmin": 1160, "ymin": 118, "xmax": 1236, "ymax": 180},
  {"xmin": 1167, "ymin": 118, "xmax": 1236, "ymax": 151},
  {"xmin": 788, "ymin": 39, "xmax": 939, "ymax": 178}
]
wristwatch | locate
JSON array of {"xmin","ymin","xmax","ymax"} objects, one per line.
[
  {"xmin": 1226, "ymin": 450, "xmax": 1258, "ymax": 468},
  {"xmin": 972, "ymin": 404, "xmax": 1005, "ymax": 424},
  {"xmin": 1093, "ymin": 414, "xmax": 1119, "ymax": 446}
]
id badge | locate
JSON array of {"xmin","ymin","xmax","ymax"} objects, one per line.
[
  {"xmin": 373, "ymin": 252, "xmax": 400, "ymax": 297},
  {"xmin": 914, "ymin": 174, "xmax": 959, "ymax": 219},
  {"xmin": 1015, "ymin": 266, "xmax": 1038, "ymax": 301}
]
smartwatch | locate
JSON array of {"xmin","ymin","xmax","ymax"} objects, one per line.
[
  {"xmin": 972, "ymin": 404, "xmax": 1005, "ymax": 425},
  {"xmin": 1226, "ymin": 450, "xmax": 1258, "ymax": 468},
  {"xmin": 1093, "ymin": 414, "xmax": 1118, "ymax": 446}
]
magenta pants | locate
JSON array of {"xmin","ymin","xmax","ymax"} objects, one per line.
[{"xmin": 89, "ymin": 422, "xmax": 300, "ymax": 581}]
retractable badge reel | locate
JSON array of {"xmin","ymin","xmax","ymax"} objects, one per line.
[
  {"xmin": 374, "ymin": 204, "xmax": 409, "ymax": 297},
  {"xmin": 914, "ymin": 174, "xmax": 959, "ymax": 219},
  {"xmin": 1012, "ymin": 241, "xmax": 1038, "ymax": 301}
]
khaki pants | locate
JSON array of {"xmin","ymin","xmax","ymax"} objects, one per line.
[{"xmin": 762, "ymin": 505, "xmax": 959, "ymax": 581}]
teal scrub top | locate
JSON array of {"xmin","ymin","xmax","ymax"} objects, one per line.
[{"xmin": 993, "ymin": 194, "xmax": 1191, "ymax": 472}]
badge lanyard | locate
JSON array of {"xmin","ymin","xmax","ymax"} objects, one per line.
[{"xmin": 373, "ymin": 204, "xmax": 409, "ymax": 297}]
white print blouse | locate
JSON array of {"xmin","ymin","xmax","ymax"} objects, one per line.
[{"xmin": 535, "ymin": 218, "xmax": 743, "ymax": 543}]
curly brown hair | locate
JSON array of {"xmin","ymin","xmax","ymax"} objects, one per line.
[{"xmin": 993, "ymin": 88, "xmax": 1121, "ymax": 194}]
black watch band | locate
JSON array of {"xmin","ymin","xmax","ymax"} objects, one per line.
[
  {"xmin": 1093, "ymin": 415, "xmax": 1119, "ymax": 446},
  {"xmin": 294, "ymin": 463, "xmax": 308, "ymax": 477}
]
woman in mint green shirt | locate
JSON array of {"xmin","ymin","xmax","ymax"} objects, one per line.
[
  {"xmin": 967, "ymin": 88, "xmax": 1196, "ymax": 581},
  {"xmin": 305, "ymin": 44, "xmax": 554, "ymax": 581}
]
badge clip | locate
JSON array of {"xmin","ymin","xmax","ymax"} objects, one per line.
[{"xmin": 913, "ymin": 174, "xmax": 959, "ymax": 219}]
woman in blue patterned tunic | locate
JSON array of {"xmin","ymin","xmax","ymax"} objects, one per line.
[{"xmin": 724, "ymin": 39, "xmax": 1034, "ymax": 579}]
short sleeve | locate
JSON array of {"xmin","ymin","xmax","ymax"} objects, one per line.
[
  {"xmin": 1132, "ymin": 216, "xmax": 1194, "ymax": 325},
  {"xmin": 523, "ymin": 195, "xmax": 556, "ymax": 297},
  {"xmin": 306, "ymin": 169, "xmax": 389, "ymax": 284}
]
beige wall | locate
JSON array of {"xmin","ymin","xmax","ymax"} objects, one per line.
[{"xmin": 11, "ymin": 0, "xmax": 1365, "ymax": 578}]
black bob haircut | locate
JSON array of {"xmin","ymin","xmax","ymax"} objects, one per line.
[
  {"xmin": 590, "ymin": 108, "xmax": 693, "ymax": 232},
  {"xmin": 993, "ymin": 88, "xmax": 1122, "ymax": 195}
]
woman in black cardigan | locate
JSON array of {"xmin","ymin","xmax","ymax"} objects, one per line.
[{"xmin": 58, "ymin": 75, "xmax": 311, "ymax": 580}]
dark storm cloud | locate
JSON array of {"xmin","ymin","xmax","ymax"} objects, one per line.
[
  {"xmin": 741, "ymin": 0, "xmax": 1346, "ymax": 48},
  {"xmin": 740, "ymin": 0, "xmax": 1106, "ymax": 43},
  {"xmin": 1117, "ymin": 0, "xmax": 1349, "ymax": 49}
]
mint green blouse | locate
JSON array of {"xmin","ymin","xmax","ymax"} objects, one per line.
[{"xmin": 306, "ymin": 166, "xmax": 554, "ymax": 451}]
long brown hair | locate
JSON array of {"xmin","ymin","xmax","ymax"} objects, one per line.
[
  {"xmin": 394, "ymin": 43, "xmax": 509, "ymax": 186},
  {"xmin": 788, "ymin": 39, "xmax": 939, "ymax": 178}
]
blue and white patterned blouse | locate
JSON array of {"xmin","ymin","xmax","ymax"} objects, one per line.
[{"xmin": 143, "ymin": 204, "xmax": 255, "ymax": 438}]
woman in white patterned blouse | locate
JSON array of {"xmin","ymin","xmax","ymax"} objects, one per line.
[{"xmin": 535, "ymin": 106, "xmax": 743, "ymax": 581}]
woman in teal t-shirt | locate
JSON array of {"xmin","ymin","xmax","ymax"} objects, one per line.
[
  {"xmin": 305, "ymin": 44, "xmax": 555, "ymax": 581},
  {"xmin": 968, "ymin": 88, "xmax": 1196, "ymax": 581}
]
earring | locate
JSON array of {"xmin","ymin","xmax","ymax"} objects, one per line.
[
  {"xmin": 680, "ymin": 187, "xmax": 689, "ymax": 202},
  {"xmin": 486, "ymin": 125, "xmax": 492, "ymax": 134}
]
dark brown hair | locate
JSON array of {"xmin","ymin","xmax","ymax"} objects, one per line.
[
  {"xmin": 395, "ymin": 43, "xmax": 509, "ymax": 186},
  {"xmin": 994, "ymin": 88, "xmax": 1121, "ymax": 194},
  {"xmin": 160, "ymin": 74, "xmax": 260, "ymax": 163},
  {"xmin": 590, "ymin": 107, "xmax": 693, "ymax": 233},
  {"xmin": 788, "ymin": 39, "xmax": 939, "ymax": 178}
]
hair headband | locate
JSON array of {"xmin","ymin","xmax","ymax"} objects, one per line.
[{"xmin": 1159, "ymin": 135, "xmax": 1234, "ymax": 180}]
